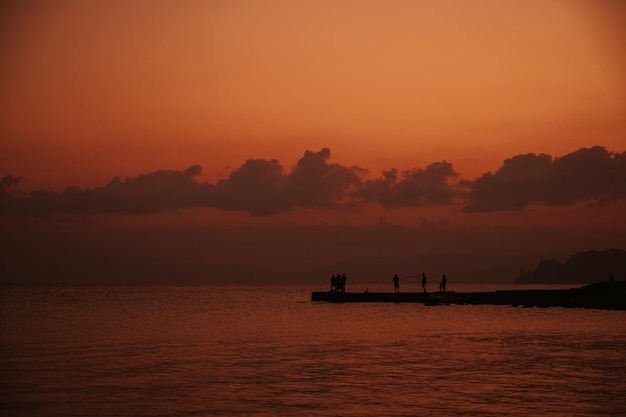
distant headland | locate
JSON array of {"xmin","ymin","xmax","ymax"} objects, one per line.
[{"xmin": 516, "ymin": 248, "xmax": 626, "ymax": 284}]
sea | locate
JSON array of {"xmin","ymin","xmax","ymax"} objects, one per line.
[{"xmin": 1, "ymin": 283, "xmax": 625, "ymax": 416}]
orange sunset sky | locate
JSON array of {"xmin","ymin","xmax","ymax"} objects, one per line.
[{"xmin": 1, "ymin": 1, "xmax": 625, "ymax": 284}]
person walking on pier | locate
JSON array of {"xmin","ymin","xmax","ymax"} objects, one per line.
[
  {"xmin": 440, "ymin": 274, "xmax": 447, "ymax": 292},
  {"xmin": 422, "ymin": 273, "xmax": 427, "ymax": 293},
  {"xmin": 393, "ymin": 274, "xmax": 400, "ymax": 293}
]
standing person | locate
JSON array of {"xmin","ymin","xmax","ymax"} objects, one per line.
[
  {"xmin": 393, "ymin": 274, "xmax": 400, "ymax": 293},
  {"xmin": 422, "ymin": 273, "xmax": 427, "ymax": 293},
  {"xmin": 441, "ymin": 274, "xmax": 447, "ymax": 292}
]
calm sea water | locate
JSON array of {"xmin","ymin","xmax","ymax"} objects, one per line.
[{"xmin": 1, "ymin": 284, "xmax": 625, "ymax": 416}]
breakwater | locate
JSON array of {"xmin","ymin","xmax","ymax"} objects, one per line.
[{"xmin": 311, "ymin": 281, "xmax": 626, "ymax": 310}]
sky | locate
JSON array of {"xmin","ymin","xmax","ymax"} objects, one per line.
[{"xmin": 1, "ymin": 0, "xmax": 625, "ymax": 285}]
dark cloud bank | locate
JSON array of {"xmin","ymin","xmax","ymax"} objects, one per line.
[
  {"xmin": 463, "ymin": 146, "xmax": 626, "ymax": 212},
  {"xmin": 3, "ymin": 146, "xmax": 625, "ymax": 216},
  {"xmin": 1, "ymin": 148, "xmax": 459, "ymax": 216}
]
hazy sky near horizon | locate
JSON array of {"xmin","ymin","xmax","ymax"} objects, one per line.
[{"xmin": 1, "ymin": 1, "xmax": 625, "ymax": 283}]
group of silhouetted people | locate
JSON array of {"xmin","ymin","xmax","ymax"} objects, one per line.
[
  {"xmin": 330, "ymin": 272, "xmax": 448, "ymax": 293},
  {"xmin": 330, "ymin": 273, "xmax": 347, "ymax": 292},
  {"xmin": 392, "ymin": 273, "xmax": 447, "ymax": 293}
]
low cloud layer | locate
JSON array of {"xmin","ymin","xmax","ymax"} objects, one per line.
[
  {"xmin": 2, "ymin": 166, "xmax": 215, "ymax": 215},
  {"xmin": 2, "ymin": 146, "xmax": 625, "ymax": 217},
  {"xmin": 359, "ymin": 162, "xmax": 459, "ymax": 208},
  {"xmin": 463, "ymin": 146, "xmax": 626, "ymax": 212},
  {"xmin": 215, "ymin": 148, "xmax": 366, "ymax": 215},
  {"xmin": 1, "ymin": 148, "xmax": 376, "ymax": 216}
]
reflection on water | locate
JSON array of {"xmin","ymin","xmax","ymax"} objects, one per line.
[{"xmin": 1, "ymin": 285, "xmax": 625, "ymax": 416}]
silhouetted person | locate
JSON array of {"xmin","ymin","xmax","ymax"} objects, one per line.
[
  {"xmin": 440, "ymin": 274, "xmax": 447, "ymax": 292},
  {"xmin": 393, "ymin": 274, "xmax": 400, "ymax": 293},
  {"xmin": 422, "ymin": 273, "xmax": 427, "ymax": 293},
  {"xmin": 609, "ymin": 273, "xmax": 615, "ymax": 284},
  {"xmin": 341, "ymin": 273, "xmax": 347, "ymax": 292}
]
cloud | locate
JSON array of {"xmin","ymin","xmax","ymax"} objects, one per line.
[
  {"xmin": 20, "ymin": 166, "xmax": 215, "ymax": 215},
  {"xmin": 215, "ymin": 148, "xmax": 365, "ymax": 215},
  {"xmin": 358, "ymin": 161, "xmax": 459, "ymax": 207},
  {"xmin": 0, "ymin": 149, "xmax": 370, "ymax": 216},
  {"xmin": 1, "ymin": 174, "xmax": 22, "ymax": 189},
  {"xmin": 463, "ymin": 146, "xmax": 626, "ymax": 212},
  {"xmin": 215, "ymin": 158, "xmax": 288, "ymax": 216},
  {"xmin": 211, "ymin": 149, "xmax": 458, "ymax": 215},
  {"xmin": 6, "ymin": 146, "xmax": 622, "ymax": 217},
  {"xmin": 0, "ymin": 174, "xmax": 26, "ymax": 213},
  {"xmin": 285, "ymin": 148, "xmax": 365, "ymax": 210}
]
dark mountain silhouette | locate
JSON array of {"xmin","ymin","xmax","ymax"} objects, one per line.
[{"xmin": 516, "ymin": 248, "xmax": 626, "ymax": 284}]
